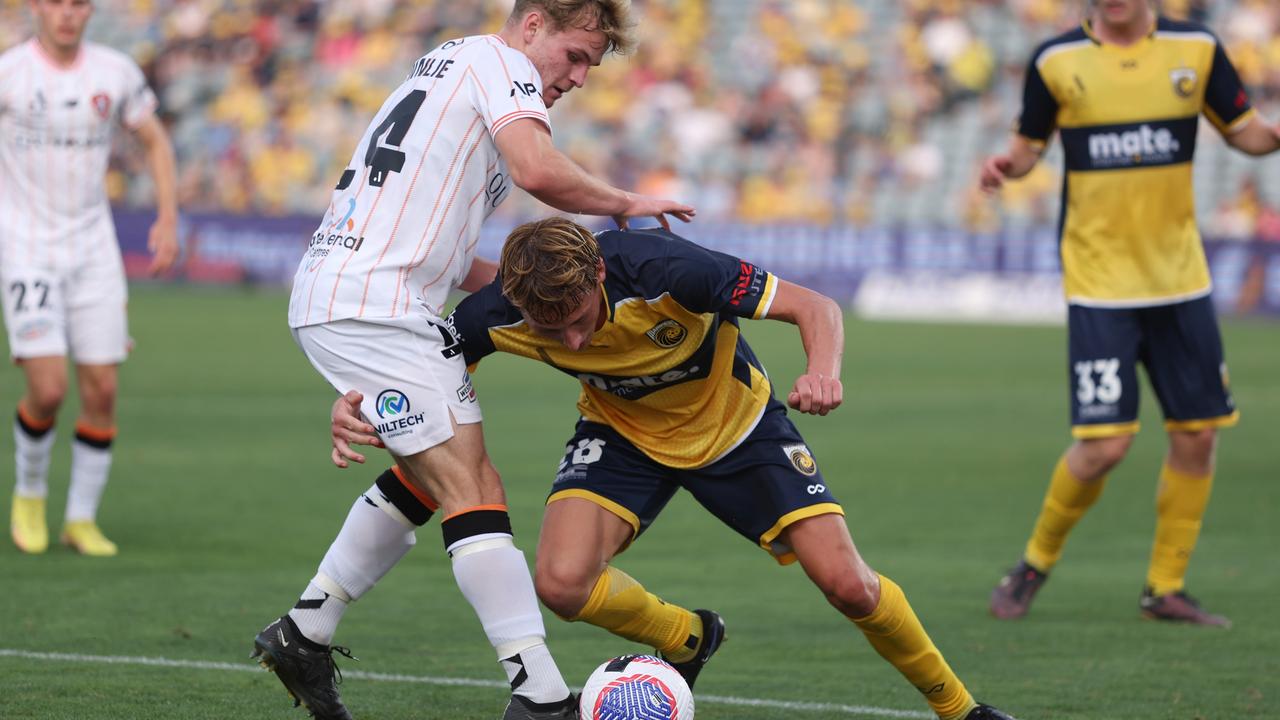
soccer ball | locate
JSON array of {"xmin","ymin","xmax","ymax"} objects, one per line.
[{"xmin": 578, "ymin": 654, "xmax": 694, "ymax": 720}]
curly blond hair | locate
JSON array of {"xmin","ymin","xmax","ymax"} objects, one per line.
[
  {"xmin": 509, "ymin": 0, "xmax": 637, "ymax": 55},
  {"xmin": 500, "ymin": 217, "xmax": 602, "ymax": 324}
]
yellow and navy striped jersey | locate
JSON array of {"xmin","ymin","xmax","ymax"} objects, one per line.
[
  {"xmin": 450, "ymin": 228, "xmax": 780, "ymax": 469},
  {"xmin": 1018, "ymin": 18, "xmax": 1254, "ymax": 307}
]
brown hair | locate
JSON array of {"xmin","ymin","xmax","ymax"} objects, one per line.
[
  {"xmin": 500, "ymin": 217, "xmax": 602, "ymax": 324},
  {"xmin": 509, "ymin": 0, "xmax": 637, "ymax": 55}
]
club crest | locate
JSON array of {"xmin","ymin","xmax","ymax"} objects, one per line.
[
  {"xmin": 645, "ymin": 319, "xmax": 687, "ymax": 348},
  {"xmin": 91, "ymin": 92, "xmax": 111, "ymax": 119},
  {"xmin": 1170, "ymin": 67, "xmax": 1197, "ymax": 98},
  {"xmin": 782, "ymin": 443, "xmax": 818, "ymax": 476}
]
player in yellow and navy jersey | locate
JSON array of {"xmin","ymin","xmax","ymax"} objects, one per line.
[
  {"xmin": 325, "ymin": 218, "xmax": 1020, "ymax": 720},
  {"xmin": 981, "ymin": 0, "xmax": 1280, "ymax": 627}
]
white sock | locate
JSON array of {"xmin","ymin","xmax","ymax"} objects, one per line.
[
  {"xmin": 289, "ymin": 485, "xmax": 418, "ymax": 645},
  {"xmin": 451, "ymin": 535, "xmax": 569, "ymax": 703},
  {"xmin": 65, "ymin": 432, "xmax": 113, "ymax": 522},
  {"xmin": 14, "ymin": 414, "xmax": 55, "ymax": 499},
  {"xmin": 288, "ymin": 581, "xmax": 349, "ymax": 647}
]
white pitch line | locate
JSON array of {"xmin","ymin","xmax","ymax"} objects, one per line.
[{"xmin": 0, "ymin": 648, "xmax": 933, "ymax": 719}]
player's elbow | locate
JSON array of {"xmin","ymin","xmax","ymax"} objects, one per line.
[
  {"xmin": 508, "ymin": 159, "xmax": 554, "ymax": 195},
  {"xmin": 807, "ymin": 294, "xmax": 843, "ymax": 331}
]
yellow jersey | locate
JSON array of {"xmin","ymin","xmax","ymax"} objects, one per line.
[
  {"xmin": 449, "ymin": 228, "xmax": 781, "ymax": 469},
  {"xmin": 1018, "ymin": 18, "xmax": 1255, "ymax": 307}
]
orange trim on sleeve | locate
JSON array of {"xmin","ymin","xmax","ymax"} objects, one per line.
[
  {"xmin": 443, "ymin": 503, "xmax": 509, "ymax": 522},
  {"xmin": 16, "ymin": 402, "xmax": 55, "ymax": 432},
  {"xmin": 390, "ymin": 465, "xmax": 440, "ymax": 511},
  {"xmin": 73, "ymin": 421, "xmax": 117, "ymax": 442}
]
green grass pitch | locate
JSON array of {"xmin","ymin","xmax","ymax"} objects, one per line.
[{"xmin": 1, "ymin": 286, "xmax": 1276, "ymax": 719}]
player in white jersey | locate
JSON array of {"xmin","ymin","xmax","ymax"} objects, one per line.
[
  {"xmin": 254, "ymin": 2, "xmax": 694, "ymax": 719},
  {"xmin": 2, "ymin": 0, "xmax": 178, "ymax": 558}
]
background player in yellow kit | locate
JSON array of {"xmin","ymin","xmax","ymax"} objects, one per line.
[{"xmin": 980, "ymin": 0, "xmax": 1280, "ymax": 626}]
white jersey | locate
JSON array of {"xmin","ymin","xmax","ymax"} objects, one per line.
[
  {"xmin": 0, "ymin": 39, "xmax": 157, "ymax": 268},
  {"xmin": 289, "ymin": 34, "xmax": 550, "ymax": 328}
]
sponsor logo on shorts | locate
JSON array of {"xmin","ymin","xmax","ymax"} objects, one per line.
[
  {"xmin": 457, "ymin": 373, "xmax": 476, "ymax": 403},
  {"xmin": 16, "ymin": 318, "xmax": 52, "ymax": 341},
  {"xmin": 782, "ymin": 443, "xmax": 817, "ymax": 476},
  {"xmin": 374, "ymin": 389, "xmax": 424, "ymax": 439},
  {"xmin": 645, "ymin": 319, "xmax": 687, "ymax": 348},
  {"xmin": 1078, "ymin": 403, "xmax": 1119, "ymax": 420},
  {"xmin": 376, "ymin": 389, "xmax": 410, "ymax": 417}
]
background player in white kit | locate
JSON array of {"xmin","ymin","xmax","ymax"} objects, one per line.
[
  {"xmin": 2, "ymin": 0, "xmax": 178, "ymax": 557},
  {"xmin": 251, "ymin": 2, "xmax": 694, "ymax": 719}
]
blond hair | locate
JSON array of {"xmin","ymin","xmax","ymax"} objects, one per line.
[
  {"xmin": 500, "ymin": 217, "xmax": 602, "ymax": 324},
  {"xmin": 509, "ymin": 0, "xmax": 637, "ymax": 55}
]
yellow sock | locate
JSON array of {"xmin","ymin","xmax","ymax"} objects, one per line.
[
  {"xmin": 1024, "ymin": 454, "xmax": 1108, "ymax": 572},
  {"xmin": 853, "ymin": 575, "xmax": 976, "ymax": 720},
  {"xmin": 1147, "ymin": 463, "xmax": 1213, "ymax": 596},
  {"xmin": 570, "ymin": 566, "xmax": 698, "ymax": 659}
]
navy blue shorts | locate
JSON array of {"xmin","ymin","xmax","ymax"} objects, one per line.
[
  {"xmin": 548, "ymin": 402, "xmax": 843, "ymax": 564},
  {"xmin": 1067, "ymin": 295, "xmax": 1237, "ymax": 438}
]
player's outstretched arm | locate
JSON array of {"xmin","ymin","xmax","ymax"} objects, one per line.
[
  {"xmin": 979, "ymin": 134, "xmax": 1044, "ymax": 194},
  {"xmin": 330, "ymin": 390, "xmax": 384, "ymax": 468},
  {"xmin": 1224, "ymin": 115, "xmax": 1280, "ymax": 156},
  {"xmin": 132, "ymin": 115, "xmax": 180, "ymax": 275},
  {"xmin": 761, "ymin": 280, "xmax": 844, "ymax": 416},
  {"xmin": 494, "ymin": 118, "xmax": 695, "ymax": 230}
]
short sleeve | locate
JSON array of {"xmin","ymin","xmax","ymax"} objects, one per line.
[
  {"xmin": 1203, "ymin": 39, "xmax": 1253, "ymax": 133},
  {"xmin": 448, "ymin": 282, "xmax": 506, "ymax": 366},
  {"xmin": 118, "ymin": 57, "xmax": 157, "ymax": 129},
  {"xmin": 661, "ymin": 237, "xmax": 779, "ymax": 320},
  {"xmin": 1017, "ymin": 52, "xmax": 1059, "ymax": 143},
  {"xmin": 468, "ymin": 40, "xmax": 551, "ymax": 139}
]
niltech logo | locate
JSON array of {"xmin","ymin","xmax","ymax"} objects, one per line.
[
  {"xmin": 375, "ymin": 389, "xmax": 410, "ymax": 418},
  {"xmin": 645, "ymin": 319, "xmax": 687, "ymax": 348}
]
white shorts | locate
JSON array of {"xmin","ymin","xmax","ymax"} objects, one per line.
[
  {"xmin": 292, "ymin": 313, "xmax": 482, "ymax": 456},
  {"xmin": 0, "ymin": 242, "xmax": 129, "ymax": 364}
]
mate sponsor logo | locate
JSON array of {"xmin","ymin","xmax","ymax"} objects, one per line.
[{"xmin": 1061, "ymin": 117, "xmax": 1197, "ymax": 171}]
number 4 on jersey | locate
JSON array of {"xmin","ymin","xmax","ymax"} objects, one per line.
[{"xmin": 363, "ymin": 89, "xmax": 426, "ymax": 188}]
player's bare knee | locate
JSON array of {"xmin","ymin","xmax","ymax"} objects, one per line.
[
  {"xmin": 1169, "ymin": 428, "xmax": 1216, "ymax": 466},
  {"xmin": 1076, "ymin": 435, "xmax": 1133, "ymax": 476},
  {"xmin": 820, "ymin": 568, "xmax": 879, "ymax": 618},
  {"xmin": 25, "ymin": 381, "xmax": 68, "ymax": 416},
  {"xmin": 534, "ymin": 561, "xmax": 594, "ymax": 618}
]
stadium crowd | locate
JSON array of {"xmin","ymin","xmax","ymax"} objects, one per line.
[{"xmin": 3, "ymin": 0, "xmax": 1280, "ymax": 233}]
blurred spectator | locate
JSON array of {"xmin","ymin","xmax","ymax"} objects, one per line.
[{"xmin": 1, "ymin": 0, "xmax": 1277, "ymax": 233}]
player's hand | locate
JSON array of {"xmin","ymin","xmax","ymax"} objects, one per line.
[
  {"xmin": 147, "ymin": 215, "xmax": 179, "ymax": 275},
  {"xmin": 787, "ymin": 373, "xmax": 843, "ymax": 416},
  {"xmin": 614, "ymin": 193, "xmax": 696, "ymax": 231},
  {"xmin": 331, "ymin": 390, "xmax": 384, "ymax": 468},
  {"xmin": 979, "ymin": 155, "xmax": 1014, "ymax": 194}
]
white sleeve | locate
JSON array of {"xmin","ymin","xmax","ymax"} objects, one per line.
[
  {"xmin": 118, "ymin": 57, "xmax": 158, "ymax": 129},
  {"xmin": 468, "ymin": 43, "xmax": 551, "ymax": 138}
]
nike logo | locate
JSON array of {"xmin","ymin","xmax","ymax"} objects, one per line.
[{"xmin": 277, "ymin": 629, "xmax": 289, "ymax": 647}]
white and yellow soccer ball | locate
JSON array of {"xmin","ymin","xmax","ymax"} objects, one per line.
[{"xmin": 578, "ymin": 654, "xmax": 694, "ymax": 720}]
